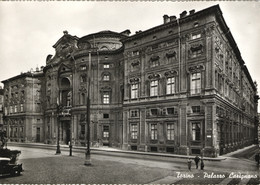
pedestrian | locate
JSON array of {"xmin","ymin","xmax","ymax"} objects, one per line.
[
  {"xmin": 255, "ymin": 153, "xmax": 260, "ymax": 166},
  {"xmin": 200, "ymin": 159, "xmax": 204, "ymax": 170},
  {"xmin": 194, "ymin": 155, "xmax": 200, "ymax": 169},
  {"xmin": 187, "ymin": 158, "xmax": 192, "ymax": 171}
]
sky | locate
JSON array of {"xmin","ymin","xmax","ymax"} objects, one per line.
[{"xmin": 0, "ymin": 1, "xmax": 260, "ymax": 107}]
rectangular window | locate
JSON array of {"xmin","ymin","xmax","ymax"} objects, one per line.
[
  {"xmin": 167, "ymin": 123, "xmax": 174, "ymax": 140},
  {"xmin": 192, "ymin": 122, "xmax": 201, "ymax": 141},
  {"xmin": 103, "ymin": 113, "xmax": 109, "ymax": 119},
  {"xmin": 103, "ymin": 75, "xmax": 110, "ymax": 81},
  {"xmin": 80, "ymin": 125, "xmax": 85, "ymax": 136},
  {"xmin": 20, "ymin": 127, "xmax": 24, "ymax": 138},
  {"xmin": 151, "ymin": 109, "xmax": 158, "ymax": 116},
  {"xmin": 130, "ymin": 110, "xmax": 138, "ymax": 117},
  {"xmin": 190, "ymin": 73, "xmax": 201, "ymax": 95},
  {"xmin": 10, "ymin": 106, "xmax": 13, "ymax": 114},
  {"xmin": 150, "ymin": 59, "xmax": 159, "ymax": 67},
  {"xmin": 103, "ymin": 64, "xmax": 109, "ymax": 69},
  {"xmin": 80, "ymin": 65, "xmax": 87, "ymax": 70},
  {"xmin": 191, "ymin": 106, "xmax": 201, "ymax": 113},
  {"xmin": 192, "ymin": 33, "xmax": 201, "ymax": 40},
  {"xmin": 103, "ymin": 93, "xmax": 110, "ymax": 104},
  {"xmin": 20, "ymin": 104, "xmax": 24, "ymax": 112},
  {"xmin": 14, "ymin": 105, "xmax": 17, "ymax": 113},
  {"xmin": 132, "ymin": 50, "xmax": 140, "ymax": 56},
  {"xmin": 150, "ymin": 80, "xmax": 158, "ymax": 96},
  {"xmin": 130, "ymin": 124, "xmax": 138, "ymax": 139},
  {"xmin": 166, "ymin": 77, "xmax": 175, "ymax": 94},
  {"xmin": 167, "ymin": 107, "xmax": 176, "ymax": 115},
  {"xmin": 103, "ymin": 126, "xmax": 109, "ymax": 138},
  {"xmin": 131, "ymin": 84, "xmax": 138, "ymax": 99},
  {"xmin": 151, "ymin": 124, "xmax": 158, "ymax": 140}
]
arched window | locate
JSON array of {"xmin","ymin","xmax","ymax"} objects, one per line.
[
  {"xmin": 80, "ymin": 93, "xmax": 86, "ymax": 105},
  {"xmin": 80, "ymin": 75, "xmax": 87, "ymax": 83},
  {"xmin": 103, "ymin": 74, "xmax": 110, "ymax": 81},
  {"xmin": 67, "ymin": 91, "xmax": 71, "ymax": 107}
]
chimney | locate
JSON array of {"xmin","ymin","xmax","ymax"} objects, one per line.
[
  {"xmin": 189, "ymin": 9, "xmax": 195, "ymax": 15},
  {"xmin": 170, "ymin": 16, "xmax": 177, "ymax": 22},
  {"xmin": 163, "ymin": 14, "xmax": 170, "ymax": 24},
  {"xmin": 180, "ymin": 11, "xmax": 187, "ymax": 18},
  {"xmin": 36, "ymin": 67, "xmax": 39, "ymax": 72},
  {"xmin": 63, "ymin": 30, "xmax": 68, "ymax": 35}
]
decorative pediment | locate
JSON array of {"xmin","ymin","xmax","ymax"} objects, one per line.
[
  {"xmin": 79, "ymin": 86, "xmax": 87, "ymax": 92},
  {"xmin": 131, "ymin": 60, "xmax": 140, "ymax": 67},
  {"xmin": 190, "ymin": 44, "xmax": 203, "ymax": 52},
  {"xmin": 164, "ymin": 70, "xmax": 178, "ymax": 77},
  {"xmin": 150, "ymin": 55, "xmax": 160, "ymax": 61},
  {"xmin": 129, "ymin": 77, "xmax": 140, "ymax": 84},
  {"xmin": 100, "ymin": 86, "xmax": 112, "ymax": 92},
  {"xmin": 188, "ymin": 64, "xmax": 205, "ymax": 73},
  {"xmin": 166, "ymin": 51, "xmax": 176, "ymax": 58},
  {"xmin": 77, "ymin": 41, "xmax": 91, "ymax": 50},
  {"xmin": 58, "ymin": 63, "xmax": 72, "ymax": 74},
  {"xmin": 147, "ymin": 73, "xmax": 161, "ymax": 80}
]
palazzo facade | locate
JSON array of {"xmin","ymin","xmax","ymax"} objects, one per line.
[{"xmin": 1, "ymin": 5, "xmax": 258, "ymax": 157}]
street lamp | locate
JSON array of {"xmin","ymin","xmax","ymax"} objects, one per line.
[
  {"xmin": 84, "ymin": 51, "xmax": 92, "ymax": 165},
  {"xmin": 56, "ymin": 99, "xmax": 61, "ymax": 154}
]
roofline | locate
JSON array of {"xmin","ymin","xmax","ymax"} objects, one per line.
[
  {"xmin": 243, "ymin": 65, "xmax": 256, "ymax": 91},
  {"xmin": 1, "ymin": 71, "xmax": 44, "ymax": 84},
  {"xmin": 79, "ymin": 30, "xmax": 128, "ymax": 41},
  {"xmin": 121, "ymin": 5, "xmax": 220, "ymax": 43},
  {"xmin": 53, "ymin": 34, "xmax": 79, "ymax": 48},
  {"xmin": 121, "ymin": 4, "xmax": 256, "ymax": 91}
]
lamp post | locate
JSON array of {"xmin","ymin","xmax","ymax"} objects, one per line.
[
  {"xmin": 84, "ymin": 51, "xmax": 92, "ymax": 165},
  {"xmin": 56, "ymin": 99, "xmax": 61, "ymax": 154}
]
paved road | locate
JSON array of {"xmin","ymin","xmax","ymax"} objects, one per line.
[{"xmin": 1, "ymin": 145, "xmax": 260, "ymax": 184}]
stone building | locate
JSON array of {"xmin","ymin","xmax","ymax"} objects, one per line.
[
  {"xmin": 1, "ymin": 69, "xmax": 45, "ymax": 142},
  {"xmin": 0, "ymin": 87, "xmax": 4, "ymax": 129},
  {"xmin": 1, "ymin": 5, "xmax": 258, "ymax": 157},
  {"xmin": 121, "ymin": 6, "xmax": 258, "ymax": 157}
]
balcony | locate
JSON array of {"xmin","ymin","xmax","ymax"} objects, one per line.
[{"xmin": 59, "ymin": 106, "xmax": 71, "ymax": 116}]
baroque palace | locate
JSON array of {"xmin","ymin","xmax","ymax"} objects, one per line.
[{"xmin": 1, "ymin": 5, "xmax": 258, "ymax": 157}]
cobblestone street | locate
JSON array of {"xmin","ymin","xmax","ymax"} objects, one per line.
[{"xmin": 1, "ymin": 146, "xmax": 260, "ymax": 184}]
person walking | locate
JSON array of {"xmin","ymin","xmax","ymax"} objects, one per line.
[
  {"xmin": 187, "ymin": 158, "xmax": 192, "ymax": 171},
  {"xmin": 200, "ymin": 159, "xmax": 204, "ymax": 170},
  {"xmin": 194, "ymin": 155, "xmax": 200, "ymax": 169}
]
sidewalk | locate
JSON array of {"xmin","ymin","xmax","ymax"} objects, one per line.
[
  {"xmin": 222, "ymin": 144, "xmax": 258, "ymax": 157},
  {"xmin": 7, "ymin": 142, "xmax": 227, "ymax": 161}
]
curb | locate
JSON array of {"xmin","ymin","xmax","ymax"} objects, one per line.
[{"xmin": 7, "ymin": 142, "xmax": 226, "ymax": 161}]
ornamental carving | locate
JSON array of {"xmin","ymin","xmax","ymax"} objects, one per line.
[
  {"xmin": 100, "ymin": 86, "xmax": 112, "ymax": 92},
  {"xmin": 147, "ymin": 73, "xmax": 161, "ymax": 80},
  {"xmin": 131, "ymin": 60, "xmax": 140, "ymax": 67},
  {"xmin": 164, "ymin": 70, "xmax": 178, "ymax": 77},
  {"xmin": 79, "ymin": 86, "xmax": 87, "ymax": 92},
  {"xmin": 150, "ymin": 55, "xmax": 160, "ymax": 61},
  {"xmin": 166, "ymin": 51, "xmax": 177, "ymax": 58},
  {"xmin": 205, "ymin": 24, "xmax": 216, "ymax": 37},
  {"xmin": 188, "ymin": 64, "xmax": 205, "ymax": 73},
  {"xmin": 129, "ymin": 77, "xmax": 140, "ymax": 84},
  {"xmin": 190, "ymin": 44, "xmax": 203, "ymax": 52}
]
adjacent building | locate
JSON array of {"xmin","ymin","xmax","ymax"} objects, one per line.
[
  {"xmin": 0, "ymin": 87, "xmax": 4, "ymax": 130},
  {"xmin": 1, "ymin": 70, "xmax": 45, "ymax": 143},
  {"xmin": 1, "ymin": 5, "xmax": 258, "ymax": 157}
]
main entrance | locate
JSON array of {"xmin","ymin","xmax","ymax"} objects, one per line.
[{"xmin": 61, "ymin": 120, "xmax": 71, "ymax": 144}]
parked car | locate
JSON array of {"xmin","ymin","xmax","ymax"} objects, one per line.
[{"xmin": 0, "ymin": 157, "xmax": 23, "ymax": 177}]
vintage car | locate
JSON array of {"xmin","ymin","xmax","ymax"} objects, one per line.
[{"xmin": 0, "ymin": 157, "xmax": 23, "ymax": 177}]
